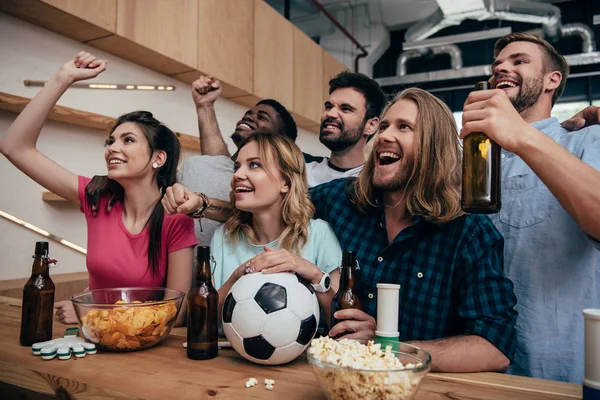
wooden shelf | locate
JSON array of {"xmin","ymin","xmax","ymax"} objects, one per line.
[
  {"xmin": 41, "ymin": 191, "xmax": 69, "ymax": 203},
  {"xmin": 0, "ymin": 92, "xmax": 201, "ymax": 151},
  {"xmin": 0, "ymin": 0, "xmax": 329, "ymax": 133}
]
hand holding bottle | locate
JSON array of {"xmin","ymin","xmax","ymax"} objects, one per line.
[
  {"xmin": 460, "ymin": 87, "xmax": 537, "ymax": 155},
  {"xmin": 328, "ymin": 309, "xmax": 376, "ymax": 340}
]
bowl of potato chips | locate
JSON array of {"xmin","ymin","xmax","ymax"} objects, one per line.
[
  {"xmin": 307, "ymin": 337, "xmax": 430, "ymax": 400},
  {"xmin": 72, "ymin": 287, "xmax": 184, "ymax": 352}
]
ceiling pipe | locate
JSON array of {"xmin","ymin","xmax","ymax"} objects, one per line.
[
  {"xmin": 397, "ymin": 50, "xmax": 424, "ymax": 76},
  {"xmin": 405, "ymin": 0, "xmax": 561, "ymax": 44},
  {"xmin": 397, "ymin": 44, "xmax": 463, "ymax": 76},
  {"xmin": 561, "ymin": 23, "xmax": 596, "ymax": 53},
  {"xmin": 309, "ymin": 0, "xmax": 368, "ymax": 73}
]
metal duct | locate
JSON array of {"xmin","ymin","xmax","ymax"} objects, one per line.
[
  {"xmin": 405, "ymin": 0, "xmax": 561, "ymax": 43},
  {"xmin": 397, "ymin": 45, "xmax": 463, "ymax": 76},
  {"xmin": 560, "ymin": 23, "xmax": 596, "ymax": 53},
  {"xmin": 491, "ymin": 0, "xmax": 561, "ymax": 38},
  {"xmin": 397, "ymin": 50, "xmax": 424, "ymax": 76},
  {"xmin": 432, "ymin": 44, "xmax": 463, "ymax": 69},
  {"xmin": 377, "ymin": 51, "xmax": 600, "ymax": 87}
]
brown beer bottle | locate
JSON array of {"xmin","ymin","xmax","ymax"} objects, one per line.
[
  {"xmin": 187, "ymin": 246, "xmax": 218, "ymax": 360},
  {"xmin": 462, "ymin": 81, "xmax": 502, "ymax": 214},
  {"xmin": 330, "ymin": 251, "xmax": 362, "ymax": 336},
  {"xmin": 20, "ymin": 242, "xmax": 56, "ymax": 346}
]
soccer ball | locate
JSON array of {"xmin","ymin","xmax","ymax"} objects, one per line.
[{"xmin": 222, "ymin": 272, "xmax": 320, "ymax": 365}]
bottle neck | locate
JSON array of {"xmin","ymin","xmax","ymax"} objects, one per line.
[
  {"xmin": 339, "ymin": 266, "xmax": 357, "ymax": 290},
  {"xmin": 195, "ymin": 260, "xmax": 212, "ymax": 284},
  {"xmin": 31, "ymin": 256, "xmax": 49, "ymax": 276}
]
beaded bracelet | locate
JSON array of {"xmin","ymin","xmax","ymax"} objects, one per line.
[{"xmin": 187, "ymin": 192, "xmax": 210, "ymax": 219}]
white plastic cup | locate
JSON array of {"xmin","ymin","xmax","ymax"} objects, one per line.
[
  {"xmin": 583, "ymin": 309, "xmax": 600, "ymax": 398},
  {"xmin": 375, "ymin": 283, "xmax": 401, "ymax": 337}
]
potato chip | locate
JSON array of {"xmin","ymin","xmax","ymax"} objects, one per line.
[{"xmin": 80, "ymin": 300, "xmax": 178, "ymax": 351}]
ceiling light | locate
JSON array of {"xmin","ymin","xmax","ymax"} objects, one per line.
[{"xmin": 24, "ymin": 80, "xmax": 175, "ymax": 91}]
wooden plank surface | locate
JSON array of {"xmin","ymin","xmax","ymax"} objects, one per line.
[
  {"xmin": 253, "ymin": 0, "xmax": 293, "ymax": 110},
  {"xmin": 0, "ymin": 300, "xmax": 582, "ymax": 400},
  {"xmin": 0, "ymin": 0, "xmax": 325, "ymax": 128},
  {"xmin": 116, "ymin": 0, "xmax": 198, "ymax": 70},
  {"xmin": 322, "ymin": 50, "xmax": 347, "ymax": 107},
  {"xmin": 41, "ymin": 0, "xmax": 117, "ymax": 33},
  {"xmin": 0, "ymin": 92, "xmax": 201, "ymax": 151},
  {"xmin": 0, "ymin": 0, "xmax": 114, "ymax": 42},
  {"xmin": 293, "ymin": 26, "xmax": 324, "ymax": 127},
  {"xmin": 0, "ymin": 272, "xmax": 88, "ymax": 302},
  {"xmin": 197, "ymin": 0, "xmax": 254, "ymax": 97},
  {"xmin": 41, "ymin": 191, "xmax": 68, "ymax": 203}
]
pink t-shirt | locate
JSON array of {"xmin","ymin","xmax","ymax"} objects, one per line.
[{"xmin": 78, "ymin": 176, "xmax": 197, "ymax": 290}]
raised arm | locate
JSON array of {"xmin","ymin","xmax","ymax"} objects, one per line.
[
  {"xmin": 0, "ymin": 52, "xmax": 107, "ymax": 204},
  {"xmin": 162, "ymin": 183, "xmax": 233, "ymax": 222},
  {"xmin": 191, "ymin": 76, "xmax": 230, "ymax": 156},
  {"xmin": 462, "ymin": 89, "xmax": 600, "ymax": 241}
]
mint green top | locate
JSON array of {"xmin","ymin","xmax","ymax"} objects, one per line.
[{"xmin": 211, "ymin": 219, "xmax": 342, "ymax": 289}]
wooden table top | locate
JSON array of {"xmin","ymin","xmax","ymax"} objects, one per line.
[{"xmin": 0, "ymin": 296, "xmax": 582, "ymax": 399}]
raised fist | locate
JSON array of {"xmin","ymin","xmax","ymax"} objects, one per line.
[{"xmin": 191, "ymin": 76, "xmax": 222, "ymax": 108}]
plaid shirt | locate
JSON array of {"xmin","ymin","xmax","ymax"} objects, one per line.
[{"xmin": 310, "ymin": 178, "xmax": 518, "ymax": 361}]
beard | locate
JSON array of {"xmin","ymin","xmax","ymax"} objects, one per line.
[
  {"xmin": 319, "ymin": 118, "xmax": 365, "ymax": 152},
  {"xmin": 371, "ymin": 155, "xmax": 413, "ymax": 192},
  {"xmin": 509, "ymin": 75, "xmax": 544, "ymax": 114}
]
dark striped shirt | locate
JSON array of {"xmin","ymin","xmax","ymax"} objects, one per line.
[{"xmin": 310, "ymin": 178, "xmax": 518, "ymax": 360}]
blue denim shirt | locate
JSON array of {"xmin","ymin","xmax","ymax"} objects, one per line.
[{"xmin": 489, "ymin": 117, "xmax": 600, "ymax": 383}]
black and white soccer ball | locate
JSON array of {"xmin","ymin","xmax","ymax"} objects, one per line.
[{"xmin": 222, "ymin": 272, "xmax": 320, "ymax": 365}]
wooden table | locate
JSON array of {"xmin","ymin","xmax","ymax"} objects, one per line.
[{"xmin": 0, "ymin": 296, "xmax": 582, "ymax": 399}]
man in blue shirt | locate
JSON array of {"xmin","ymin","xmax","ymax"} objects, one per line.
[
  {"xmin": 462, "ymin": 32, "xmax": 600, "ymax": 383},
  {"xmin": 311, "ymin": 87, "xmax": 518, "ymax": 373}
]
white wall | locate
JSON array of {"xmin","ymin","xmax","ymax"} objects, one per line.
[{"xmin": 0, "ymin": 13, "xmax": 329, "ymax": 280}]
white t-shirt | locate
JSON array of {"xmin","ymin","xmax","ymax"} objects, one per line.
[{"xmin": 304, "ymin": 155, "xmax": 363, "ymax": 188}]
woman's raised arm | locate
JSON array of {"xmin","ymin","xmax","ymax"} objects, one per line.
[{"xmin": 0, "ymin": 52, "xmax": 107, "ymax": 204}]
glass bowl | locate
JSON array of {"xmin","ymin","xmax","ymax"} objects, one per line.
[
  {"xmin": 307, "ymin": 339, "xmax": 431, "ymax": 400},
  {"xmin": 71, "ymin": 287, "xmax": 184, "ymax": 352}
]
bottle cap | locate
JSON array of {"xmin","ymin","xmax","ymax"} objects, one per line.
[
  {"xmin": 34, "ymin": 241, "xmax": 49, "ymax": 256},
  {"xmin": 196, "ymin": 246, "xmax": 211, "ymax": 261},
  {"xmin": 475, "ymin": 81, "xmax": 490, "ymax": 91},
  {"xmin": 341, "ymin": 251, "xmax": 356, "ymax": 267}
]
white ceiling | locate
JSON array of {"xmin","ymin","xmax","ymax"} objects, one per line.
[{"xmin": 265, "ymin": 0, "xmax": 578, "ymax": 32}]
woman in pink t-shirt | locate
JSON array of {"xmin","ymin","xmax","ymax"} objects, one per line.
[{"xmin": 0, "ymin": 52, "xmax": 197, "ymax": 325}]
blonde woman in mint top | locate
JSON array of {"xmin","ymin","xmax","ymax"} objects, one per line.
[
  {"xmin": 0, "ymin": 52, "xmax": 197, "ymax": 326},
  {"xmin": 163, "ymin": 133, "xmax": 342, "ymax": 324}
]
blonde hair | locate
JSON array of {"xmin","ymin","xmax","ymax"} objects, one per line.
[
  {"xmin": 223, "ymin": 133, "xmax": 314, "ymax": 253},
  {"xmin": 352, "ymin": 87, "xmax": 464, "ymax": 223}
]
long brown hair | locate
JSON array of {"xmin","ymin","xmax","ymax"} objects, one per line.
[
  {"xmin": 101, "ymin": 111, "xmax": 180, "ymax": 277},
  {"xmin": 351, "ymin": 88, "xmax": 463, "ymax": 223},
  {"xmin": 223, "ymin": 133, "xmax": 314, "ymax": 253}
]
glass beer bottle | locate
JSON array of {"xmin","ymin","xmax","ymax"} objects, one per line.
[
  {"xmin": 330, "ymin": 251, "xmax": 362, "ymax": 337},
  {"xmin": 462, "ymin": 81, "xmax": 502, "ymax": 214},
  {"xmin": 187, "ymin": 246, "xmax": 218, "ymax": 360},
  {"xmin": 20, "ymin": 241, "xmax": 56, "ymax": 346}
]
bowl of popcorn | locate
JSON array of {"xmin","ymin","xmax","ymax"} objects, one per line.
[
  {"xmin": 307, "ymin": 337, "xmax": 431, "ymax": 400},
  {"xmin": 72, "ymin": 287, "xmax": 184, "ymax": 352}
]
